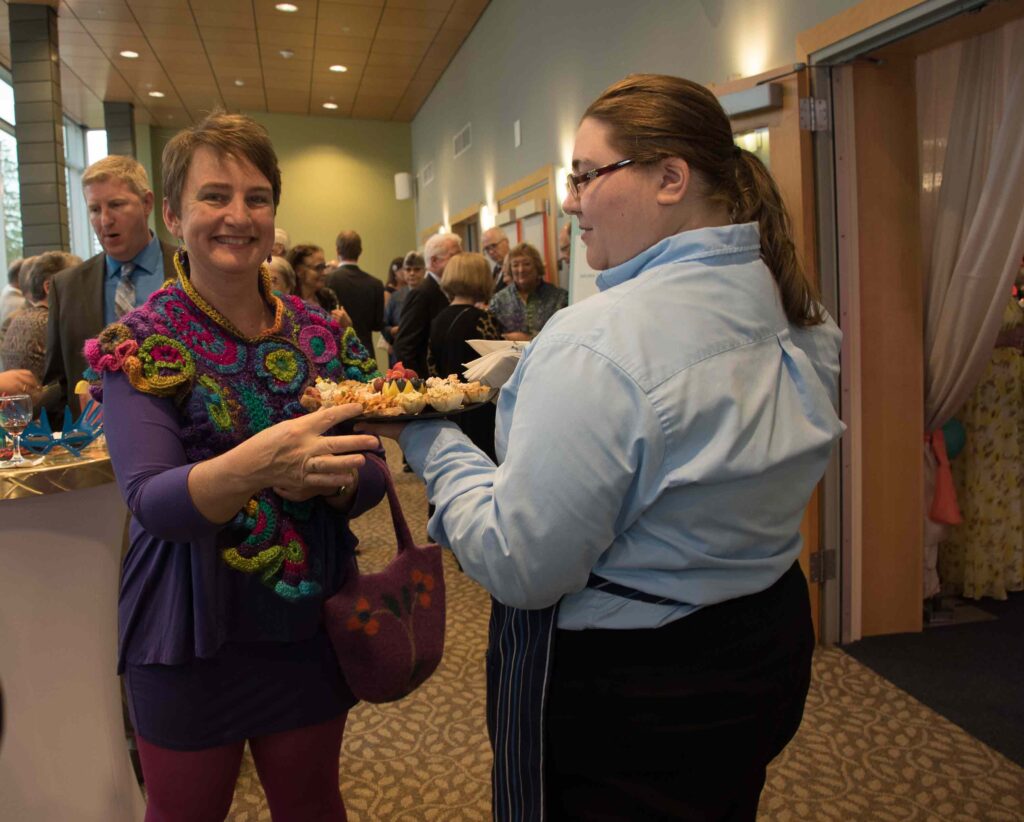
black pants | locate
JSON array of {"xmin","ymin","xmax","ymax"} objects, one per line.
[{"xmin": 545, "ymin": 562, "xmax": 814, "ymax": 821}]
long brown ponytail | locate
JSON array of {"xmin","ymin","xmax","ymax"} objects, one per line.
[{"xmin": 584, "ymin": 74, "xmax": 824, "ymax": 327}]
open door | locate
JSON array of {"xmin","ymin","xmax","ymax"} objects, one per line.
[{"xmin": 711, "ymin": 67, "xmax": 827, "ymax": 641}]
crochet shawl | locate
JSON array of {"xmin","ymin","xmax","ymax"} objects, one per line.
[{"xmin": 85, "ymin": 249, "xmax": 381, "ymax": 601}]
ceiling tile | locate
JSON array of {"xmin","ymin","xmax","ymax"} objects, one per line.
[
  {"xmin": 442, "ymin": 11, "xmax": 481, "ymax": 35},
  {"xmin": 253, "ymin": 14, "xmax": 317, "ymax": 35},
  {"xmin": 64, "ymin": 0, "xmax": 137, "ymax": 23},
  {"xmin": 385, "ymin": 0, "xmax": 452, "ymax": 10},
  {"xmin": 314, "ymin": 34, "xmax": 373, "ymax": 54},
  {"xmin": 379, "ymin": 8, "xmax": 446, "ymax": 28},
  {"xmin": 79, "ymin": 19, "xmax": 145, "ymax": 37},
  {"xmin": 375, "ymin": 24, "xmax": 436, "ymax": 43},
  {"xmin": 200, "ymin": 27, "xmax": 259, "ymax": 46},
  {"xmin": 451, "ymin": 0, "xmax": 487, "ymax": 14}
]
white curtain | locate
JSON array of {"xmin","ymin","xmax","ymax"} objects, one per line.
[{"xmin": 918, "ymin": 19, "xmax": 1024, "ymax": 597}]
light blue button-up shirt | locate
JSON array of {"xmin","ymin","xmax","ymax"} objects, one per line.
[
  {"xmin": 401, "ymin": 223, "xmax": 843, "ymax": 630},
  {"xmin": 103, "ymin": 232, "xmax": 165, "ymax": 326}
]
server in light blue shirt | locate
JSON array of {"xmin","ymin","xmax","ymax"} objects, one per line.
[
  {"xmin": 42, "ymin": 155, "xmax": 176, "ymax": 417},
  {"xmin": 368, "ymin": 74, "xmax": 844, "ymax": 820}
]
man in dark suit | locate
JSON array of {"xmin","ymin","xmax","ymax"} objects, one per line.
[
  {"xmin": 325, "ymin": 230, "xmax": 384, "ymax": 356},
  {"xmin": 42, "ymin": 156, "xmax": 176, "ymax": 417},
  {"xmin": 394, "ymin": 232, "xmax": 462, "ymax": 377},
  {"xmin": 481, "ymin": 226, "xmax": 510, "ymax": 292}
]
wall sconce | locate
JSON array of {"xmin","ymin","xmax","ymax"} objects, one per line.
[{"xmin": 394, "ymin": 172, "xmax": 415, "ymax": 201}]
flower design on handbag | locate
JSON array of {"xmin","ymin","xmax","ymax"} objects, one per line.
[
  {"xmin": 343, "ymin": 566, "xmax": 436, "ymax": 680},
  {"xmin": 346, "ymin": 597, "xmax": 380, "ymax": 636},
  {"xmin": 411, "ymin": 569, "xmax": 435, "ymax": 607}
]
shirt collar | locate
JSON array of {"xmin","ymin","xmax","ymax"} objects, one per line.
[
  {"xmin": 595, "ymin": 222, "xmax": 762, "ymax": 291},
  {"xmin": 105, "ymin": 231, "xmax": 160, "ymax": 280}
]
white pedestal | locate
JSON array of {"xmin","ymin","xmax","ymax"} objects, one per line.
[{"xmin": 0, "ymin": 482, "xmax": 146, "ymax": 821}]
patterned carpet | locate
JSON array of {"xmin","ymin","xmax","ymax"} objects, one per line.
[{"xmin": 228, "ymin": 442, "xmax": 1024, "ymax": 820}]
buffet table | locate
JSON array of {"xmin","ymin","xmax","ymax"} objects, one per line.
[{"xmin": 0, "ymin": 446, "xmax": 146, "ymax": 821}]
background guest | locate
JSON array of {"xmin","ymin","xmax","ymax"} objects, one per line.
[
  {"xmin": 287, "ymin": 243, "xmax": 339, "ymax": 312},
  {"xmin": 0, "ymin": 258, "xmax": 25, "ymax": 329},
  {"xmin": 428, "ymin": 251, "xmax": 501, "ymax": 460},
  {"xmin": 384, "ymin": 255, "xmax": 404, "ymax": 306},
  {"xmin": 42, "ymin": 155, "xmax": 176, "ymax": 418},
  {"xmin": 394, "ymin": 233, "xmax": 461, "ymax": 377},
  {"xmin": 266, "ymin": 254, "xmax": 296, "ymax": 295},
  {"xmin": 0, "ymin": 368, "xmax": 39, "ymax": 397},
  {"xmin": 488, "ymin": 242, "xmax": 568, "ymax": 341},
  {"xmin": 481, "ymin": 226, "xmax": 510, "ymax": 291},
  {"xmin": 326, "ymin": 230, "xmax": 384, "ymax": 356},
  {"xmin": 383, "ymin": 251, "xmax": 424, "ymax": 368},
  {"xmin": 271, "ymin": 227, "xmax": 289, "ymax": 257},
  {"xmin": 0, "ymin": 251, "xmax": 81, "ymax": 383},
  {"xmin": 87, "ymin": 110, "xmax": 384, "ymax": 821}
]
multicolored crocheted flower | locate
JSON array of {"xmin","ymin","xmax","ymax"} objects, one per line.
[
  {"xmin": 299, "ymin": 324, "xmax": 339, "ymax": 364},
  {"xmin": 255, "ymin": 342, "xmax": 308, "ymax": 394},
  {"xmin": 411, "ymin": 569, "xmax": 435, "ymax": 608},
  {"xmin": 347, "ymin": 597, "xmax": 380, "ymax": 636}
]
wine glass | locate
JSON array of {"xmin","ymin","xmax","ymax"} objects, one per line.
[{"xmin": 0, "ymin": 394, "xmax": 34, "ymax": 467}]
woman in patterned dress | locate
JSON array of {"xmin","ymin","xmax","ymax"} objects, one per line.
[
  {"xmin": 86, "ymin": 111, "xmax": 384, "ymax": 821},
  {"xmin": 487, "ymin": 243, "xmax": 568, "ymax": 341}
]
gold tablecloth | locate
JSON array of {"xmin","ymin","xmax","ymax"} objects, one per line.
[{"xmin": 0, "ymin": 444, "xmax": 113, "ymax": 500}]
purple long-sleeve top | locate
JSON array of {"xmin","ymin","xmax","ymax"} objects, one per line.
[{"xmin": 104, "ymin": 370, "xmax": 386, "ymax": 672}]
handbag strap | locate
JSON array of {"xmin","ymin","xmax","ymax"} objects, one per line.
[{"xmin": 365, "ymin": 453, "xmax": 416, "ymax": 551}]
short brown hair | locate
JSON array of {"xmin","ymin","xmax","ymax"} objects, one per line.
[
  {"xmin": 335, "ymin": 230, "xmax": 362, "ymax": 260},
  {"xmin": 507, "ymin": 242, "xmax": 545, "ymax": 280},
  {"xmin": 82, "ymin": 155, "xmax": 152, "ymax": 199},
  {"xmin": 584, "ymin": 74, "xmax": 822, "ymax": 327},
  {"xmin": 27, "ymin": 251, "xmax": 81, "ymax": 301},
  {"xmin": 161, "ymin": 111, "xmax": 281, "ymax": 216},
  {"xmin": 441, "ymin": 252, "xmax": 493, "ymax": 302}
]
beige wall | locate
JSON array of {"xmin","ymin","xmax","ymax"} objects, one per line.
[{"xmin": 150, "ymin": 111, "xmax": 415, "ymax": 283}]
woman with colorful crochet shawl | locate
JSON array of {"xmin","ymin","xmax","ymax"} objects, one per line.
[{"xmin": 85, "ymin": 112, "xmax": 385, "ymax": 821}]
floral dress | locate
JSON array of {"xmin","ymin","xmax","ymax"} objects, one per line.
[{"xmin": 939, "ymin": 298, "xmax": 1024, "ymax": 599}]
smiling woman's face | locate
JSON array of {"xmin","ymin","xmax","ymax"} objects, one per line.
[
  {"xmin": 164, "ymin": 145, "xmax": 275, "ymax": 286},
  {"xmin": 561, "ymin": 117, "xmax": 665, "ymax": 271}
]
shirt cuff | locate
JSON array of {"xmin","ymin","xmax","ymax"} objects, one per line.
[{"xmin": 399, "ymin": 420, "xmax": 460, "ymax": 475}]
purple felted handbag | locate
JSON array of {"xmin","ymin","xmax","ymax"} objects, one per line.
[{"xmin": 324, "ymin": 455, "xmax": 446, "ymax": 703}]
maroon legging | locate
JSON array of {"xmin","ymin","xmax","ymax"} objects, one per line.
[{"xmin": 136, "ymin": 714, "xmax": 348, "ymax": 822}]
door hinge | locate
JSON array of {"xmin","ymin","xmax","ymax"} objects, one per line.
[
  {"xmin": 799, "ymin": 97, "xmax": 830, "ymax": 132},
  {"xmin": 809, "ymin": 549, "xmax": 837, "ymax": 583}
]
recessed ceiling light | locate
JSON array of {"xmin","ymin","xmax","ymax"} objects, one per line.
[
  {"xmin": 275, "ymin": 2, "xmax": 299, "ymax": 11},
  {"xmin": 119, "ymin": 50, "xmax": 139, "ymax": 59},
  {"xmin": 329, "ymin": 64, "xmax": 348, "ymax": 73},
  {"xmin": 279, "ymin": 49, "xmax": 295, "ymax": 59},
  {"xmin": 148, "ymin": 91, "xmax": 165, "ymax": 98},
  {"xmin": 234, "ymin": 79, "xmax": 245, "ymax": 86},
  {"xmin": 322, "ymin": 101, "xmax": 339, "ymax": 110}
]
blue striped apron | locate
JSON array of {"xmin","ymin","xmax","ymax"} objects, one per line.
[{"xmin": 485, "ymin": 575, "xmax": 683, "ymax": 821}]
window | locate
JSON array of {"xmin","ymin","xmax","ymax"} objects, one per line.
[
  {"xmin": 65, "ymin": 117, "xmax": 106, "ymax": 259},
  {"xmin": 0, "ymin": 74, "xmax": 20, "ymax": 272}
]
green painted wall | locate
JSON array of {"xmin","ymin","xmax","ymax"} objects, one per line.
[{"xmin": 150, "ymin": 111, "xmax": 415, "ymax": 283}]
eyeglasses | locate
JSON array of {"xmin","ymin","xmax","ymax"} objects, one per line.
[
  {"xmin": 566, "ymin": 158, "xmax": 636, "ymax": 199},
  {"xmin": 482, "ymin": 242, "xmax": 502, "ymax": 253},
  {"xmin": 307, "ymin": 261, "xmax": 327, "ymax": 272}
]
